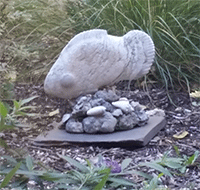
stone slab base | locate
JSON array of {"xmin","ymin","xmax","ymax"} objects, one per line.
[{"xmin": 33, "ymin": 115, "xmax": 166, "ymax": 147}]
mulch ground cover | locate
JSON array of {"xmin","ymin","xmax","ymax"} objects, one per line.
[{"xmin": 1, "ymin": 82, "xmax": 200, "ymax": 189}]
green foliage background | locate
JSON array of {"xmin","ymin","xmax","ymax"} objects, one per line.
[
  {"xmin": 0, "ymin": 0, "xmax": 200, "ymax": 88},
  {"xmin": 67, "ymin": 0, "xmax": 200, "ymax": 90}
]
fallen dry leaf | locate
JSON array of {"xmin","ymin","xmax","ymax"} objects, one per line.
[
  {"xmin": 173, "ymin": 131, "xmax": 189, "ymax": 139},
  {"xmin": 190, "ymin": 90, "xmax": 200, "ymax": 99}
]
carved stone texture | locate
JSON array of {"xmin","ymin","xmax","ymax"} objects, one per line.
[{"xmin": 44, "ymin": 29, "xmax": 155, "ymax": 99}]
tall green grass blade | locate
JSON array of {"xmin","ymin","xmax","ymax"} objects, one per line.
[
  {"xmin": 94, "ymin": 168, "xmax": 111, "ymax": 190},
  {"xmin": 0, "ymin": 101, "xmax": 8, "ymax": 118},
  {"xmin": 0, "ymin": 161, "xmax": 22, "ymax": 188}
]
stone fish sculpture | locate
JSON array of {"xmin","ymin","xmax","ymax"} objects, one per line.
[{"xmin": 44, "ymin": 29, "xmax": 155, "ymax": 99}]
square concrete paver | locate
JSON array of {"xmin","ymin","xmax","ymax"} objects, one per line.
[{"xmin": 33, "ymin": 115, "xmax": 166, "ymax": 147}]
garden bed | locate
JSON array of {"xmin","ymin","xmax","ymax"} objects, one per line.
[{"xmin": 1, "ymin": 82, "xmax": 200, "ymax": 189}]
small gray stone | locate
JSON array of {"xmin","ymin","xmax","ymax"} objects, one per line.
[
  {"xmin": 112, "ymin": 109, "xmax": 123, "ymax": 117},
  {"xmin": 116, "ymin": 112, "xmax": 139, "ymax": 131},
  {"xmin": 146, "ymin": 108, "xmax": 165, "ymax": 117},
  {"xmin": 72, "ymin": 95, "xmax": 92, "ymax": 117},
  {"xmin": 83, "ymin": 112, "xmax": 117, "ymax": 133},
  {"xmin": 94, "ymin": 89, "xmax": 119, "ymax": 102},
  {"xmin": 112, "ymin": 100, "xmax": 133, "ymax": 114},
  {"xmin": 62, "ymin": 113, "xmax": 71, "ymax": 123},
  {"xmin": 100, "ymin": 112, "xmax": 117, "ymax": 133},
  {"xmin": 65, "ymin": 118, "xmax": 84, "ymax": 133},
  {"xmin": 130, "ymin": 101, "xmax": 147, "ymax": 112},
  {"xmin": 90, "ymin": 98, "xmax": 114, "ymax": 112},
  {"xmin": 134, "ymin": 105, "xmax": 149, "ymax": 126},
  {"xmin": 11, "ymin": 133, "xmax": 17, "ymax": 138},
  {"xmin": 82, "ymin": 116, "xmax": 101, "ymax": 134},
  {"xmin": 137, "ymin": 112, "xmax": 149, "ymax": 126},
  {"xmin": 151, "ymin": 136, "xmax": 160, "ymax": 143},
  {"xmin": 87, "ymin": 106, "xmax": 106, "ymax": 116},
  {"xmin": 130, "ymin": 101, "xmax": 140, "ymax": 110}
]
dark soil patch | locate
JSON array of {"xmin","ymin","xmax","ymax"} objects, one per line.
[{"xmin": 1, "ymin": 82, "xmax": 200, "ymax": 189}]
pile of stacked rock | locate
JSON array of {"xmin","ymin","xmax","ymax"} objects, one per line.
[{"xmin": 62, "ymin": 89, "xmax": 149, "ymax": 134}]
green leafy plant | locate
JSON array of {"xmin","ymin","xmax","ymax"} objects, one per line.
[
  {"xmin": 173, "ymin": 146, "xmax": 199, "ymax": 173},
  {"xmin": 142, "ymin": 174, "xmax": 169, "ymax": 190},
  {"xmin": 55, "ymin": 154, "xmax": 136, "ymax": 189},
  {"xmin": 0, "ymin": 95, "xmax": 38, "ymax": 128},
  {"xmin": 0, "ymin": 153, "xmax": 152, "ymax": 189},
  {"xmin": 0, "ymin": 149, "xmax": 199, "ymax": 189},
  {"xmin": 141, "ymin": 149, "xmax": 199, "ymax": 175},
  {"xmin": 11, "ymin": 96, "xmax": 38, "ymax": 118},
  {"xmin": 0, "ymin": 153, "xmax": 48, "ymax": 189},
  {"xmin": 0, "ymin": 95, "xmax": 38, "ymax": 151},
  {"xmin": 0, "ymin": 153, "xmax": 135, "ymax": 189},
  {"xmin": 0, "ymin": 101, "xmax": 13, "ymax": 131}
]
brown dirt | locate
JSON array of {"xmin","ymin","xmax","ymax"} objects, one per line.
[{"xmin": 1, "ymin": 82, "xmax": 200, "ymax": 189}]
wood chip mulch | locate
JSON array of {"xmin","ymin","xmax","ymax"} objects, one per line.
[{"xmin": 1, "ymin": 82, "xmax": 200, "ymax": 189}]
